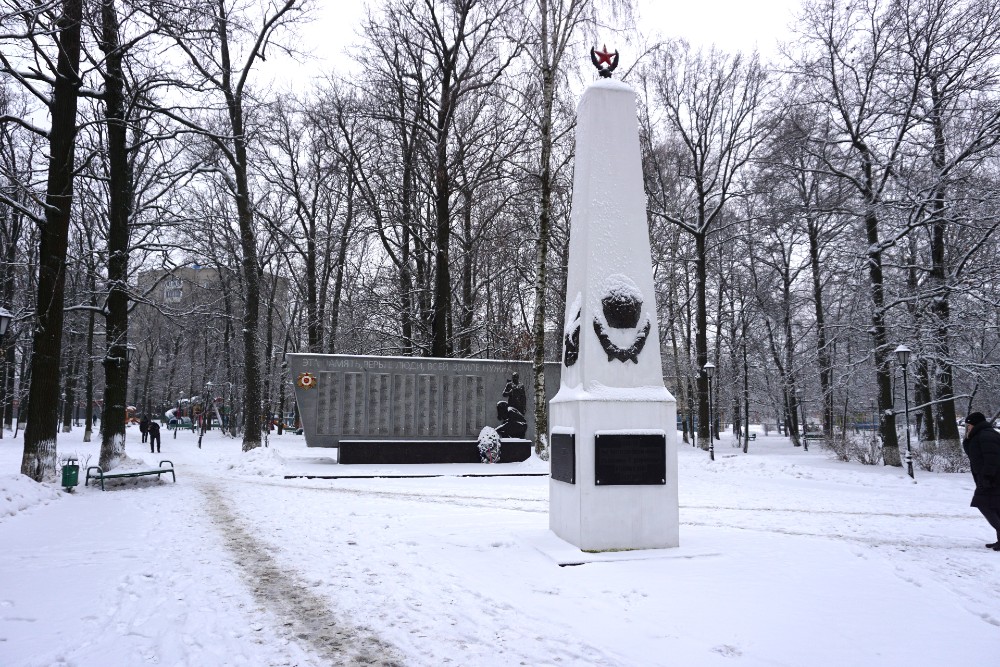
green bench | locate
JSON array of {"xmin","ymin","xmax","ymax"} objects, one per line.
[{"xmin": 85, "ymin": 460, "xmax": 176, "ymax": 491}]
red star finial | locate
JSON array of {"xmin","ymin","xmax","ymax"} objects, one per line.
[{"xmin": 594, "ymin": 44, "xmax": 614, "ymax": 67}]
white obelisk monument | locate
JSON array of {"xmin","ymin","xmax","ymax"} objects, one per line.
[{"xmin": 549, "ymin": 56, "xmax": 678, "ymax": 551}]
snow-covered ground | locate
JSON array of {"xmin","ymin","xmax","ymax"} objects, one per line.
[{"xmin": 1, "ymin": 424, "xmax": 998, "ymax": 666}]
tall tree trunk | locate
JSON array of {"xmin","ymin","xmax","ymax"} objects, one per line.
[
  {"xmin": 214, "ymin": 13, "xmax": 263, "ymax": 451},
  {"xmin": 915, "ymin": 358, "xmax": 934, "ymax": 442},
  {"xmin": 864, "ymin": 200, "xmax": 901, "ymax": 465},
  {"xmin": 741, "ymin": 315, "xmax": 751, "ymax": 453},
  {"xmin": 530, "ymin": 0, "xmax": 556, "ymax": 456},
  {"xmin": 62, "ymin": 344, "xmax": 77, "ymax": 432},
  {"xmin": 927, "ymin": 79, "xmax": 960, "ymax": 448},
  {"xmin": 328, "ymin": 172, "xmax": 354, "ymax": 354},
  {"xmin": 83, "ymin": 288, "xmax": 95, "ymax": 442},
  {"xmin": 782, "ymin": 272, "xmax": 802, "ymax": 447},
  {"xmin": 807, "ymin": 217, "xmax": 833, "ymax": 435},
  {"xmin": 458, "ymin": 189, "xmax": 475, "ymax": 357},
  {"xmin": 695, "ymin": 230, "xmax": 710, "ymax": 448},
  {"xmin": 22, "ymin": 0, "xmax": 83, "ymax": 481},
  {"xmin": 431, "ymin": 71, "xmax": 454, "ymax": 358},
  {"xmin": 0, "ymin": 202, "xmax": 18, "ymax": 433},
  {"xmin": 99, "ymin": 0, "xmax": 133, "ymax": 470}
]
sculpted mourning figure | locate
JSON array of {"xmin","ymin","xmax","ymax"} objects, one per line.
[
  {"xmin": 496, "ymin": 373, "xmax": 528, "ymax": 439},
  {"xmin": 503, "ymin": 373, "xmax": 526, "ymax": 414}
]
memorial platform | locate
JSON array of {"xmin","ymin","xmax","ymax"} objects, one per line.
[{"xmin": 336, "ymin": 438, "xmax": 532, "ymax": 464}]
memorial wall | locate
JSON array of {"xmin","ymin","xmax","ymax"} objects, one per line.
[{"xmin": 287, "ymin": 354, "xmax": 561, "ymax": 448}]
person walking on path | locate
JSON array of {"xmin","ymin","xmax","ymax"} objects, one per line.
[
  {"xmin": 139, "ymin": 415, "xmax": 150, "ymax": 443},
  {"xmin": 148, "ymin": 420, "xmax": 161, "ymax": 454},
  {"xmin": 962, "ymin": 412, "xmax": 1000, "ymax": 550}
]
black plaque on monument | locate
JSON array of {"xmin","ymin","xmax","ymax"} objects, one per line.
[
  {"xmin": 594, "ymin": 432, "xmax": 666, "ymax": 485},
  {"xmin": 551, "ymin": 432, "xmax": 576, "ymax": 484}
]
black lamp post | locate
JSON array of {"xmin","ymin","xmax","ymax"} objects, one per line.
[
  {"xmin": 704, "ymin": 362, "xmax": 716, "ymax": 461},
  {"xmin": 894, "ymin": 344, "xmax": 915, "ymax": 479}
]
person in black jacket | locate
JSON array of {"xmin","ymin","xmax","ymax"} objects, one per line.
[
  {"xmin": 148, "ymin": 420, "xmax": 161, "ymax": 454},
  {"xmin": 962, "ymin": 412, "xmax": 1000, "ymax": 550},
  {"xmin": 139, "ymin": 415, "xmax": 150, "ymax": 443}
]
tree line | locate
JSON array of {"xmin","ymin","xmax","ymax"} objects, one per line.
[{"xmin": 3, "ymin": 0, "xmax": 1000, "ymax": 482}]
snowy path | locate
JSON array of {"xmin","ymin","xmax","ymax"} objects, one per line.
[
  {"xmin": 194, "ymin": 475, "xmax": 404, "ymax": 665},
  {"xmin": 3, "ymin": 429, "xmax": 1000, "ymax": 666},
  {"xmin": 209, "ymin": 474, "xmax": 624, "ymax": 666},
  {"xmin": 0, "ymin": 475, "xmax": 321, "ymax": 666}
]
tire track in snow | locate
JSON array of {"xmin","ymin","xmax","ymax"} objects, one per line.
[{"xmin": 197, "ymin": 478, "xmax": 404, "ymax": 666}]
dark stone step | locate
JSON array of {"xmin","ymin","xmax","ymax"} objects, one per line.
[{"xmin": 337, "ymin": 439, "xmax": 531, "ymax": 464}]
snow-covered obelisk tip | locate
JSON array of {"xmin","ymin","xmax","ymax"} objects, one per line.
[{"xmin": 548, "ymin": 49, "xmax": 679, "ymax": 551}]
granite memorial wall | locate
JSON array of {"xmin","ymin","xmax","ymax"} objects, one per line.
[{"xmin": 287, "ymin": 354, "xmax": 560, "ymax": 448}]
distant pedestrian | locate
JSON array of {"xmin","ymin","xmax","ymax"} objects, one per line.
[
  {"xmin": 962, "ymin": 412, "xmax": 1000, "ymax": 551},
  {"xmin": 139, "ymin": 415, "xmax": 150, "ymax": 443},
  {"xmin": 148, "ymin": 420, "xmax": 161, "ymax": 454}
]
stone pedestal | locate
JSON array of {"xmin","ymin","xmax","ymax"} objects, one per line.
[{"xmin": 549, "ymin": 79, "xmax": 678, "ymax": 551}]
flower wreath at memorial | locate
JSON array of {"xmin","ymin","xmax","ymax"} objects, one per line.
[
  {"xmin": 297, "ymin": 372, "xmax": 317, "ymax": 389},
  {"xmin": 477, "ymin": 426, "xmax": 502, "ymax": 463}
]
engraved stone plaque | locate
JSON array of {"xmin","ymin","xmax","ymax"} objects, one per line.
[
  {"xmin": 287, "ymin": 354, "xmax": 561, "ymax": 449},
  {"xmin": 551, "ymin": 432, "xmax": 576, "ymax": 484},
  {"xmin": 594, "ymin": 432, "xmax": 666, "ymax": 485}
]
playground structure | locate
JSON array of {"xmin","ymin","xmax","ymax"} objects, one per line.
[{"xmin": 165, "ymin": 395, "xmax": 226, "ymax": 431}]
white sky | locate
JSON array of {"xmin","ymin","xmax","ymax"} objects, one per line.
[
  {"xmin": 636, "ymin": 0, "xmax": 801, "ymax": 56},
  {"xmin": 259, "ymin": 0, "xmax": 802, "ymax": 88}
]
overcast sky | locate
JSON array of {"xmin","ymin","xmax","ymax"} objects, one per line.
[
  {"xmin": 258, "ymin": 0, "xmax": 802, "ymax": 88},
  {"xmin": 639, "ymin": 0, "xmax": 800, "ymax": 55}
]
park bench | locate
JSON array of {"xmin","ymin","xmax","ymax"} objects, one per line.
[
  {"xmin": 749, "ymin": 433, "xmax": 757, "ymax": 441},
  {"xmin": 85, "ymin": 460, "xmax": 176, "ymax": 491}
]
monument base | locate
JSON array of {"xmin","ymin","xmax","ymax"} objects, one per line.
[
  {"xmin": 549, "ymin": 392, "xmax": 678, "ymax": 551},
  {"xmin": 337, "ymin": 439, "xmax": 531, "ymax": 464}
]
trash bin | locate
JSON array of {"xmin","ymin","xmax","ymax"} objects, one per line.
[{"xmin": 61, "ymin": 457, "xmax": 79, "ymax": 492}]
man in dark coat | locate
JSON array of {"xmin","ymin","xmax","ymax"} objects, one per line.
[
  {"xmin": 962, "ymin": 412, "xmax": 1000, "ymax": 550},
  {"xmin": 148, "ymin": 420, "xmax": 161, "ymax": 454},
  {"xmin": 139, "ymin": 415, "xmax": 150, "ymax": 443}
]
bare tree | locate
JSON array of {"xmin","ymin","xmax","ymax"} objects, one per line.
[
  {"xmin": 1, "ymin": 0, "xmax": 85, "ymax": 481},
  {"xmin": 896, "ymin": 0, "xmax": 1000, "ymax": 452},
  {"xmin": 141, "ymin": 0, "xmax": 304, "ymax": 451},
  {"xmin": 790, "ymin": 0, "xmax": 921, "ymax": 465},
  {"xmin": 646, "ymin": 42, "xmax": 771, "ymax": 447},
  {"xmin": 523, "ymin": 0, "xmax": 634, "ymax": 455}
]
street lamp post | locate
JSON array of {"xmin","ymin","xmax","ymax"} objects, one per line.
[
  {"xmin": 894, "ymin": 344, "xmax": 915, "ymax": 479},
  {"xmin": 704, "ymin": 362, "xmax": 716, "ymax": 461}
]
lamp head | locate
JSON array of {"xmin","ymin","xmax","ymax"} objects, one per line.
[
  {"xmin": 894, "ymin": 344, "xmax": 911, "ymax": 366},
  {"xmin": 703, "ymin": 362, "xmax": 716, "ymax": 379}
]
